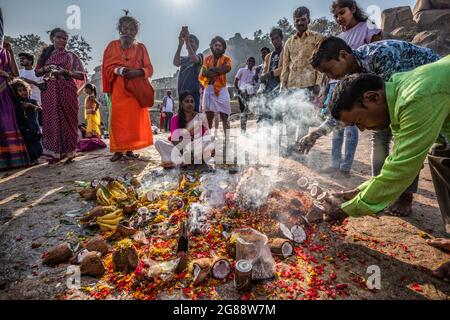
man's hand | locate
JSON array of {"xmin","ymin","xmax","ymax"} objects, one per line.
[
  {"xmin": 298, "ymin": 132, "xmax": 319, "ymax": 154},
  {"xmin": 331, "ymin": 188, "xmax": 360, "ymax": 202},
  {"xmin": 322, "ymin": 206, "xmax": 348, "ymax": 225},
  {"xmin": 178, "ymin": 32, "xmax": 184, "ymax": 47}
]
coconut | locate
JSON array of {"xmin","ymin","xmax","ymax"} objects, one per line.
[
  {"xmin": 79, "ymin": 188, "xmax": 96, "ymax": 200},
  {"xmin": 43, "ymin": 243, "xmax": 73, "ymax": 265},
  {"xmin": 268, "ymin": 238, "xmax": 294, "ymax": 259},
  {"xmin": 80, "ymin": 206, "xmax": 105, "ymax": 223},
  {"xmin": 112, "ymin": 241, "xmax": 139, "ymax": 273},
  {"xmin": 211, "ymin": 257, "xmax": 231, "ymax": 280},
  {"xmin": 82, "ymin": 236, "xmax": 108, "ymax": 255},
  {"xmin": 192, "ymin": 258, "xmax": 212, "ymax": 286},
  {"xmin": 80, "ymin": 251, "xmax": 105, "ymax": 277}
]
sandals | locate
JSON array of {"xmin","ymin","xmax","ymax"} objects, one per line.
[
  {"xmin": 125, "ymin": 152, "xmax": 140, "ymax": 159},
  {"xmin": 110, "ymin": 153, "xmax": 123, "ymax": 162}
]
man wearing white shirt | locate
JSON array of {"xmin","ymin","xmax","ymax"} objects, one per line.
[
  {"xmin": 19, "ymin": 53, "xmax": 43, "ymax": 105},
  {"xmin": 235, "ymin": 57, "xmax": 256, "ymax": 133},
  {"xmin": 162, "ymin": 90, "xmax": 175, "ymax": 132}
]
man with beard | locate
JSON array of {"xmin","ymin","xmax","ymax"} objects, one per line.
[
  {"xmin": 280, "ymin": 7, "xmax": 324, "ymax": 155},
  {"xmin": 102, "ymin": 11, "xmax": 153, "ymax": 162},
  {"xmin": 199, "ymin": 36, "xmax": 232, "ymax": 136}
]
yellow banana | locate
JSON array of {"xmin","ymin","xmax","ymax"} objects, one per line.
[
  {"xmin": 97, "ymin": 221, "xmax": 118, "ymax": 232},
  {"xmin": 97, "ymin": 215, "xmax": 123, "ymax": 225},
  {"xmin": 112, "ymin": 181, "xmax": 128, "ymax": 194},
  {"xmin": 103, "ymin": 206, "xmax": 117, "ymax": 212},
  {"xmin": 97, "ymin": 210, "xmax": 122, "ymax": 220},
  {"xmin": 96, "ymin": 188, "xmax": 110, "ymax": 206}
]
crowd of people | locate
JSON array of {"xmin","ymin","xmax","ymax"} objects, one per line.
[{"xmin": 0, "ymin": 0, "xmax": 448, "ymax": 280}]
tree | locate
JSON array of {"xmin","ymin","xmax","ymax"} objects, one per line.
[
  {"xmin": 67, "ymin": 34, "xmax": 92, "ymax": 66},
  {"xmin": 310, "ymin": 17, "xmax": 341, "ymax": 37},
  {"xmin": 276, "ymin": 18, "xmax": 296, "ymax": 39},
  {"xmin": 4, "ymin": 34, "xmax": 46, "ymax": 63},
  {"xmin": 5, "ymin": 33, "xmax": 93, "ymax": 68},
  {"xmin": 253, "ymin": 16, "xmax": 340, "ymax": 45},
  {"xmin": 253, "ymin": 29, "xmax": 270, "ymax": 48}
]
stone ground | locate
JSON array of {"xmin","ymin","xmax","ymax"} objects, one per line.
[{"xmin": 0, "ymin": 121, "xmax": 449, "ymax": 300}]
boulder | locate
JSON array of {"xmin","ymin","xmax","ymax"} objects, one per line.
[
  {"xmin": 412, "ymin": 29, "xmax": 450, "ymax": 55},
  {"xmin": 414, "ymin": 9, "xmax": 450, "ymax": 30},
  {"xmin": 414, "ymin": 0, "xmax": 450, "ymax": 17},
  {"xmin": 381, "ymin": 6, "xmax": 416, "ymax": 34}
]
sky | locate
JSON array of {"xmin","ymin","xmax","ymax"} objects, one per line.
[{"xmin": 1, "ymin": 0, "xmax": 416, "ymax": 78}]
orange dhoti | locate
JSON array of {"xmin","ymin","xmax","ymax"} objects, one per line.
[{"xmin": 110, "ymin": 76, "xmax": 153, "ymax": 152}]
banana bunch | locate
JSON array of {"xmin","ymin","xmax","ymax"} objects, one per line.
[
  {"xmin": 108, "ymin": 181, "xmax": 129, "ymax": 203},
  {"xmin": 96, "ymin": 209, "xmax": 124, "ymax": 231},
  {"xmin": 97, "ymin": 187, "xmax": 113, "ymax": 206}
]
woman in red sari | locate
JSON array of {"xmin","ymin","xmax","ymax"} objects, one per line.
[{"xmin": 35, "ymin": 28, "xmax": 86, "ymax": 164}]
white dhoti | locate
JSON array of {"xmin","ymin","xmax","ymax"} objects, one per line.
[{"xmin": 202, "ymin": 85, "xmax": 231, "ymax": 115}]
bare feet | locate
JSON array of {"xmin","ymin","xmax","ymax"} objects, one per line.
[
  {"xmin": 110, "ymin": 152, "xmax": 123, "ymax": 162},
  {"xmin": 64, "ymin": 157, "xmax": 75, "ymax": 165},
  {"xmin": 385, "ymin": 193, "xmax": 413, "ymax": 217},
  {"xmin": 426, "ymin": 238, "xmax": 450, "ymax": 252},
  {"xmin": 431, "ymin": 261, "xmax": 450, "ymax": 282}
]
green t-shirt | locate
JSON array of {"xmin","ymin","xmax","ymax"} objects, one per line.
[{"xmin": 343, "ymin": 55, "xmax": 450, "ymax": 217}]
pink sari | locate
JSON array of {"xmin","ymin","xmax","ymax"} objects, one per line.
[{"xmin": 37, "ymin": 49, "xmax": 85, "ymax": 160}]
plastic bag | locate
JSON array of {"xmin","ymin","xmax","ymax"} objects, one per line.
[
  {"xmin": 233, "ymin": 228, "xmax": 275, "ymax": 280},
  {"xmin": 188, "ymin": 203, "xmax": 210, "ymax": 235}
]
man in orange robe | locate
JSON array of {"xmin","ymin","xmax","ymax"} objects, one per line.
[{"xmin": 102, "ymin": 12, "xmax": 153, "ymax": 162}]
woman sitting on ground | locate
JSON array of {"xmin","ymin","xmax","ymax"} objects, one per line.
[{"xmin": 155, "ymin": 91, "xmax": 212, "ymax": 168}]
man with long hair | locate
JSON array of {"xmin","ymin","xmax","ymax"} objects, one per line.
[
  {"xmin": 102, "ymin": 11, "xmax": 154, "ymax": 162},
  {"xmin": 199, "ymin": 36, "xmax": 232, "ymax": 136}
]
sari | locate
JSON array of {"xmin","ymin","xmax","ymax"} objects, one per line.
[
  {"xmin": 36, "ymin": 48, "xmax": 85, "ymax": 160},
  {"xmin": 0, "ymin": 48, "xmax": 30, "ymax": 170}
]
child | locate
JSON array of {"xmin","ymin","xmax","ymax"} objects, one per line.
[
  {"xmin": 84, "ymin": 83, "xmax": 101, "ymax": 138},
  {"xmin": 324, "ymin": 0, "xmax": 382, "ymax": 177},
  {"xmin": 332, "ymin": 0, "xmax": 382, "ymax": 49},
  {"xmin": 10, "ymin": 79, "xmax": 43, "ymax": 165},
  {"xmin": 155, "ymin": 91, "xmax": 211, "ymax": 168}
]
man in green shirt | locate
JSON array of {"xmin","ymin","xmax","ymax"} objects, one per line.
[{"xmin": 323, "ymin": 55, "xmax": 450, "ymax": 282}]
